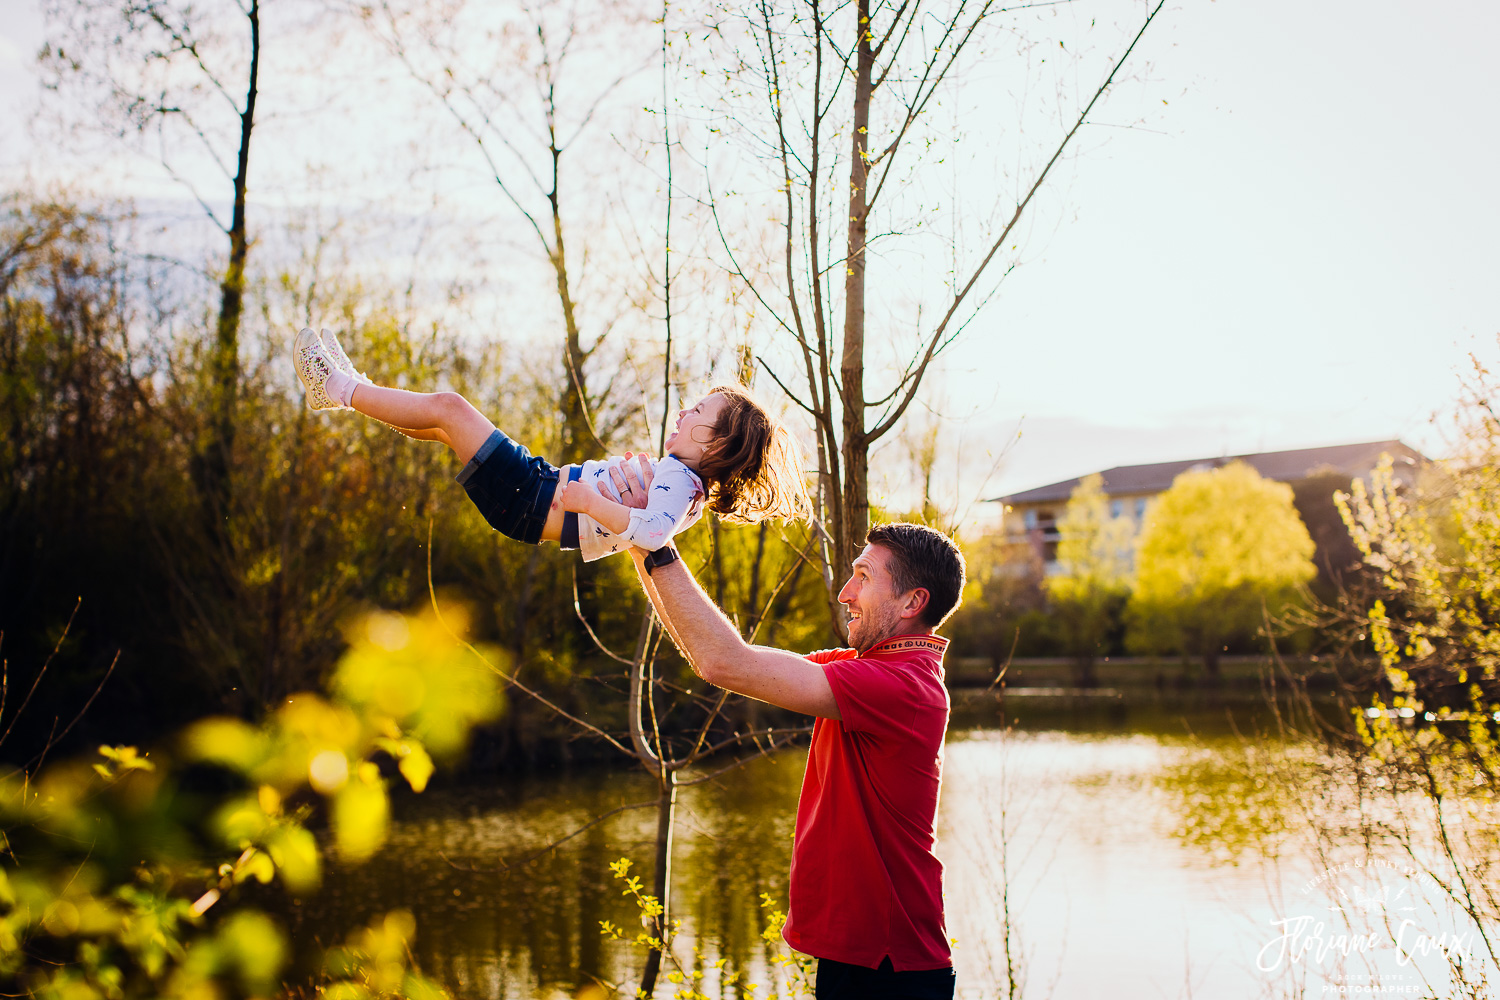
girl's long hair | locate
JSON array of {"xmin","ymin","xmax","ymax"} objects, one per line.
[{"xmin": 694, "ymin": 384, "xmax": 810, "ymax": 524}]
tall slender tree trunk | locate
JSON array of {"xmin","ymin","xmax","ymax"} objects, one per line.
[
  {"xmin": 548, "ymin": 158, "xmax": 593, "ymax": 467},
  {"xmin": 837, "ymin": 0, "xmax": 874, "ymax": 575},
  {"xmin": 744, "ymin": 522, "xmax": 768, "ymax": 635},
  {"xmin": 198, "ymin": 0, "xmax": 259, "ymax": 533},
  {"xmin": 638, "ymin": 25, "xmax": 679, "ymax": 987},
  {"xmin": 627, "ymin": 615, "xmax": 681, "ymax": 996},
  {"xmin": 638, "ymin": 769, "xmax": 677, "ymax": 996},
  {"xmin": 1202, "ymin": 645, "xmax": 1222, "ymax": 681}
]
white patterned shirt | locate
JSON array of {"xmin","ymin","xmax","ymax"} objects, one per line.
[{"xmin": 575, "ymin": 455, "xmax": 706, "ymax": 562}]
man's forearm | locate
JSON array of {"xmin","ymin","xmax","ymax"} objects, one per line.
[
  {"xmin": 630, "ymin": 551, "xmax": 696, "ymax": 668},
  {"xmin": 646, "ymin": 557, "xmax": 751, "ymax": 671},
  {"xmin": 629, "ymin": 547, "xmax": 841, "ymax": 718}
]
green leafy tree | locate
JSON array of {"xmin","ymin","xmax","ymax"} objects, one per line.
[
  {"xmin": 1127, "ymin": 461, "xmax": 1315, "ymax": 675},
  {"xmin": 1046, "ymin": 474, "xmax": 1134, "ymax": 685}
]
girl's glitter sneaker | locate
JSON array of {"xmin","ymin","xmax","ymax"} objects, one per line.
[
  {"xmin": 319, "ymin": 328, "xmax": 374, "ymax": 387},
  {"xmin": 293, "ymin": 327, "xmax": 342, "ymax": 410}
]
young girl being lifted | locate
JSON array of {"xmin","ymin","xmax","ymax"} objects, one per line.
[{"xmin": 291, "ymin": 328, "xmax": 807, "ymax": 560}]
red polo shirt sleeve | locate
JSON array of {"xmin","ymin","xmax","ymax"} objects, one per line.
[{"xmin": 823, "ymin": 656, "xmax": 926, "ymax": 742}]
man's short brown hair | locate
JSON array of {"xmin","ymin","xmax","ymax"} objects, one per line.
[{"xmin": 865, "ymin": 522, "xmax": 966, "ymax": 629}]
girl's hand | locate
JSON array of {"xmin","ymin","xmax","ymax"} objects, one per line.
[{"xmin": 558, "ymin": 478, "xmax": 596, "ymax": 514}]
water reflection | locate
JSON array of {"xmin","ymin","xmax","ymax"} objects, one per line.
[
  {"xmin": 283, "ymin": 756, "xmax": 805, "ymax": 997},
  {"xmin": 281, "ymin": 693, "xmax": 1491, "ymax": 999}
]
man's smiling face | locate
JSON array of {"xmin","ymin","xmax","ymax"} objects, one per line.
[{"xmin": 837, "ymin": 544, "xmax": 909, "ymax": 652}]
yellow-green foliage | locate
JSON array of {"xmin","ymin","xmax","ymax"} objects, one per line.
[
  {"xmin": 599, "ymin": 859, "xmax": 813, "ymax": 1000},
  {"xmin": 1046, "ymin": 473, "xmax": 1135, "ymax": 660},
  {"xmin": 1335, "ymin": 448, "xmax": 1500, "ymax": 787},
  {"xmin": 1128, "ymin": 461, "xmax": 1315, "ymax": 663},
  {"xmin": 0, "ymin": 604, "xmax": 499, "ymax": 999},
  {"xmin": 1049, "ymin": 474, "xmax": 1135, "ymax": 594},
  {"xmin": 1338, "ymin": 455, "xmax": 1500, "ymax": 700},
  {"xmin": 321, "ymin": 910, "xmax": 446, "ymax": 1000}
]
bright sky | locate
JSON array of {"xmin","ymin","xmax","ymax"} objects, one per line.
[
  {"xmin": 930, "ymin": 0, "xmax": 1498, "ymax": 506},
  {"xmin": 2, "ymin": 0, "xmax": 1495, "ymax": 521}
]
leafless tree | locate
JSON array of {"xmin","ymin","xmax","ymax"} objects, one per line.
[
  {"xmin": 41, "ymin": 0, "xmax": 266, "ymax": 530},
  {"xmin": 351, "ymin": 7, "xmax": 831, "ymax": 991},
  {"xmin": 697, "ymin": 0, "xmax": 1167, "ymax": 631},
  {"xmin": 425, "ymin": 523, "xmax": 814, "ymax": 996},
  {"xmin": 357, "ymin": 0, "xmax": 660, "ymax": 467}
]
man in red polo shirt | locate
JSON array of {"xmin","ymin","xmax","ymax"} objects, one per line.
[{"xmin": 615, "ymin": 476, "xmax": 965, "ymax": 999}]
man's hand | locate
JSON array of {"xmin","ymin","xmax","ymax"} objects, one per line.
[{"xmin": 604, "ymin": 452, "xmax": 655, "ymax": 509}]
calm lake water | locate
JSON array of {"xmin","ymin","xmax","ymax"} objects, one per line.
[{"xmin": 283, "ymin": 689, "xmax": 1494, "ymax": 999}]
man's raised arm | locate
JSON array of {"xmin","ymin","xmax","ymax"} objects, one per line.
[
  {"xmin": 627, "ymin": 546, "xmax": 841, "ymax": 720},
  {"xmin": 603, "ymin": 453, "xmax": 839, "ymax": 719}
]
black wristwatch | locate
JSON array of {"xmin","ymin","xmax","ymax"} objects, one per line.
[{"xmin": 642, "ymin": 544, "xmax": 680, "ymax": 575}]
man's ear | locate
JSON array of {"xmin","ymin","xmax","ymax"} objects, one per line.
[{"xmin": 898, "ymin": 588, "xmax": 931, "ymax": 622}]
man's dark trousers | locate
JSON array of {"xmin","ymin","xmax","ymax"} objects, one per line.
[{"xmin": 815, "ymin": 957, "xmax": 956, "ymax": 999}]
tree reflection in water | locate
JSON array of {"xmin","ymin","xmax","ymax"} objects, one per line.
[
  {"xmin": 281, "ymin": 753, "xmax": 803, "ymax": 997},
  {"xmin": 279, "ymin": 694, "xmax": 1496, "ymax": 999}
]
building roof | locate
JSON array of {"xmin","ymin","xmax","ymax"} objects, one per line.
[{"xmin": 996, "ymin": 440, "xmax": 1427, "ymax": 506}]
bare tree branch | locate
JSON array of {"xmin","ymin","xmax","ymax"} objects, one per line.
[
  {"xmin": 0, "ymin": 598, "xmax": 80, "ymax": 751},
  {"xmin": 22, "ymin": 651, "xmax": 118, "ymax": 771},
  {"xmin": 425, "ymin": 522, "xmax": 634, "ymax": 755},
  {"xmin": 867, "ymin": 0, "xmax": 1166, "ymax": 444},
  {"xmin": 678, "ymin": 730, "xmax": 807, "ymax": 786},
  {"xmin": 440, "ymin": 799, "xmax": 657, "ymax": 873},
  {"xmin": 866, "ymin": 0, "xmax": 993, "ymax": 208},
  {"xmin": 370, "ymin": 4, "xmax": 551, "ymax": 250},
  {"xmin": 571, "ymin": 567, "xmax": 637, "ymax": 666},
  {"xmin": 754, "ymin": 355, "xmax": 819, "ymax": 416},
  {"xmin": 137, "ymin": 6, "xmax": 240, "ymax": 115}
]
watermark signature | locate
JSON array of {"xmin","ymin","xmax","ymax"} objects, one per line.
[
  {"xmin": 1316, "ymin": 973, "xmax": 1422, "ymax": 994},
  {"xmin": 1255, "ymin": 859, "xmax": 1475, "ymax": 974}
]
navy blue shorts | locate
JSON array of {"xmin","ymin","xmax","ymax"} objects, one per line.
[
  {"xmin": 558, "ymin": 464, "xmax": 583, "ymax": 550},
  {"xmin": 454, "ymin": 430, "xmax": 560, "ymax": 545},
  {"xmin": 815, "ymin": 957, "xmax": 954, "ymax": 1000}
]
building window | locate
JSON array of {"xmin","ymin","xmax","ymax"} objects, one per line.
[
  {"xmin": 1135, "ymin": 498, "xmax": 1147, "ymax": 519},
  {"xmin": 1110, "ymin": 500, "xmax": 1123, "ymax": 519},
  {"xmin": 1023, "ymin": 510, "xmax": 1037, "ymax": 530}
]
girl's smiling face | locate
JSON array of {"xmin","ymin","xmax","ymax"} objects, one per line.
[{"xmin": 665, "ymin": 392, "xmax": 727, "ymax": 466}]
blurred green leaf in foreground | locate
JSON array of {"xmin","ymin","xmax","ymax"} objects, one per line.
[{"xmin": 0, "ymin": 601, "xmax": 501, "ymax": 999}]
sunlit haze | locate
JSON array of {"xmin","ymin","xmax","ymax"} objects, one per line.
[{"xmin": 2, "ymin": 0, "xmax": 1494, "ymax": 529}]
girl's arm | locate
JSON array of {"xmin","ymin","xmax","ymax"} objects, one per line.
[
  {"xmin": 559, "ymin": 460, "xmax": 698, "ymax": 547},
  {"xmin": 558, "ymin": 479, "xmax": 633, "ymax": 534},
  {"xmin": 608, "ymin": 459, "xmax": 696, "ymax": 659}
]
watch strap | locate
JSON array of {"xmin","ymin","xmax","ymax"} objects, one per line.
[{"xmin": 643, "ymin": 545, "xmax": 680, "ymax": 575}]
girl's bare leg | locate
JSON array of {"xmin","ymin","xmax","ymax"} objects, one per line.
[
  {"xmin": 348, "ymin": 384, "xmax": 494, "ymax": 464},
  {"xmin": 537, "ymin": 486, "xmax": 565, "ymax": 542},
  {"xmin": 354, "ymin": 383, "xmax": 568, "ymax": 544},
  {"xmin": 388, "ymin": 425, "xmax": 454, "ymax": 448}
]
